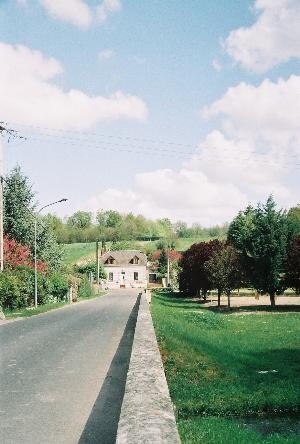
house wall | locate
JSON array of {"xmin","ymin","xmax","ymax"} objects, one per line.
[{"xmin": 103, "ymin": 265, "xmax": 147, "ymax": 289}]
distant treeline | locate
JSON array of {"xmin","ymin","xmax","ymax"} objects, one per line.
[{"xmin": 42, "ymin": 210, "xmax": 229, "ymax": 244}]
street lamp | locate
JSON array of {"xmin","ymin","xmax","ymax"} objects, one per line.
[{"xmin": 34, "ymin": 198, "xmax": 68, "ymax": 308}]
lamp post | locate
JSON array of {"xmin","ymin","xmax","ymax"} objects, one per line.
[{"xmin": 34, "ymin": 198, "xmax": 67, "ymax": 308}]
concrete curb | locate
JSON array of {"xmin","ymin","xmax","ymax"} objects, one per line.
[{"xmin": 116, "ymin": 294, "xmax": 181, "ymax": 444}]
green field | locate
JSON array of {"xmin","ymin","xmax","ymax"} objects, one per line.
[
  {"xmin": 63, "ymin": 236, "xmax": 225, "ymax": 265},
  {"xmin": 151, "ymin": 291, "xmax": 300, "ymax": 443},
  {"xmin": 63, "ymin": 242, "xmax": 97, "ymax": 264}
]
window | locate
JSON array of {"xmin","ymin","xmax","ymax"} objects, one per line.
[
  {"xmin": 134, "ymin": 272, "xmax": 138, "ymax": 281},
  {"xmin": 130, "ymin": 256, "xmax": 139, "ymax": 264},
  {"xmin": 109, "ymin": 272, "xmax": 113, "ymax": 281},
  {"xmin": 105, "ymin": 256, "xmax": 115, "ymax": 264}
]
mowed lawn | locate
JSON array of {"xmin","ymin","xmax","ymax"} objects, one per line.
[{"xmin": 151, "ymin": 291, "xmax": 300, "ymax": 443}]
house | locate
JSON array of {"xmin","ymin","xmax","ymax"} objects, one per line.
[{"xmin": 99, "ymin": 250, "xmax": 148, "ymax": 289}]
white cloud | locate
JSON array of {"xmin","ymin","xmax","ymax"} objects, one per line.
[
  {"xmin": 86, "ymin": 75, "xmax": 299, "ymax": 225},
  {"xmin": 0, "ymin": 42, "xmax": 147, "ymax": 129},
  {"xmin": 224, "ymin": 0, "xmax": 300, "ymax": 72},
  {"xmin": 212, "ymin": 59, "xmax": 222, "ymax": 72},
  {"xmin": 98, "ymin": 49, "xmax": 114, "ymax": 61},
  {"xmin": 39, "ymin": 0, "xmax": 93, "ymax": 29},
  {"xmin": 97, "ymin": 0, "xmax": 121, "ymax": 23},
  {"xmin": 203, "ymin": 75, "xmax": 300, "ymax": 152},
  {"xmin": 38, "ymin": 0, "xmax": 121, "ymax": 29}
]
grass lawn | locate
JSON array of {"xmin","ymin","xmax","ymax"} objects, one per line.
[
  {"xmin": 63, "ymin": 236, "xmax": 226, "ymax": 265},
  {"xmin": 151, "ymin": 291, "xmax": 300, "ymax": 443},
  {"xmin": 63, "ymin": 242, "xmax": 97, "ymax": 264},
  {"xmin": 4, "ymin": 292, "xmax": 106, "ymax": 319}
]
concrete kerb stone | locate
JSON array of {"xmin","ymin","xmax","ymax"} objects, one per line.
[{"xmin": 116, "ymin": 293, "xmax": 181, "ymax": 444}]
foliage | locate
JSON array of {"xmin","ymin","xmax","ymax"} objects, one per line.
[
  {"xmin": 205, "ymin": 245, "xmax": 243, "ymax": 307},
  {"xmin": 285, "ymin": 236, "xmax": 300, "ymax": 294},
  {"xmin": 110, "ymin": 240, "xmax": 138, "ymax": 251},
  {"xmin": 3, "ymin": 235, "xmax": 46, "ymax": 271},
  {"xmin": 47, "ymin": 273, "xmax": 69, "ymax": 301},
  {"xmin": 158, "ymin": 247, "xmax": 168, "ymax": 277},
  {"xmin": 0, "ymin": 267, "xmax": 68, "ymax": 309},
  {"xmin": 287, "ymin": 205, "xmax": 300, "ymax": 236},
  {"xmin": 4, "ymin": 166, "xmax": 64, "ymax": 271},
  {"xmin": 179, "ymin": 240, "xmax": 223, "ymax": 296},
  {"xmin": 228, "ymin": 196, "xmax": 292, "ymax": 307},
  {"xmin": 75, "ymin": 262, "xmax": 107, "ymax": 279},
  {"xmin": 151, "ymin": 292, "xmax": 300, "ymax": 443},
  {"xmin": 78, "ymin": 276, "xmax": 94, "ymax": 298},
  {"xmin": 3, "ymin": 166, "xmax": 35, "ymax": 246},
  {"xmin": 67, "ymin": 211, "xmax": 93, "ymax": 229}
]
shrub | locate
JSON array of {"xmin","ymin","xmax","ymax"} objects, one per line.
[
  {"xmin": 78, "ymin": 276, "xmax": 94, "ymax": 299},
  {"xmin": 47, "ymin": 273, "xmax": 68, "ymax": 302},
  {"xmin": 75, "ymin": 262, "xmax": 106, "ymax": 279}
]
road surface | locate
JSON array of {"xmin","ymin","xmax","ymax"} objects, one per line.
[{"xmin": 0, "ymin": 290, "xmax": 140, "ymax": 444}]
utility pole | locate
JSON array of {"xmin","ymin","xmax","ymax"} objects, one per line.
[
  {"xmin": 0, "ymin": 123, "xmax": 26, "ymax": 272},
  {"xmin": 167, "ymin": 243, "xmax": 170, "ymax": 287},
  {"xmin": 96, "ymin": 240, "xmax": 100, "ymax": 285},
  {"xmin": 0, "ymin": 138, "xmax": 3, "ymax": 272}
]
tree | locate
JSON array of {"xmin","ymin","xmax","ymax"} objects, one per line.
[
  {"xmin": 285, "ymin": 236, "xmax": 300, "ymax": 294},
  {"xmin": 4, "ymin": 166, "xmax": 64, "ymax": 271},
  {"xmin": 3, "ymin": 236, "xmax": 46, "ymax": 271},
  {"xmin": 158, "ymin": 248, "xmax": 168, "ymax": 277},
  {"xmin": 287, "ymin": 205, "xmax": 300, "ymax": 236},
  {"xmin": 205, "ymin": 245, "xmax": 243, "ymax": 308},
  {"xmin": 4, "ymin": 166, "xmax": 36, "ymax": 246},
  {"xmin": 67, "ymin": 211, "xmax": 92, "ymax": 229},
  {"xmin": 179, "ymin": 240, "xmax": 223, "ymax": 297},
  {"xmin": 228, "ymin": 196, "xmax": 292, "ymax": 307}
]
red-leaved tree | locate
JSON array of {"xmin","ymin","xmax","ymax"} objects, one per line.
[
  {"xmin": 179, "ymin": 240, "xmax": 224, "ymax": 297},
  {"xmin": 285, "ymin": 236, "xmax": 300, "ymax": 294},
  {"xmin": 4, "ymin": 236, "xmax": 47, "ymax": 272}
]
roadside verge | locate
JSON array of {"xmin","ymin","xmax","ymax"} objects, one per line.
[{"xmin": 116, "ymin": 293, "xmax": 181, "ymax": 444}]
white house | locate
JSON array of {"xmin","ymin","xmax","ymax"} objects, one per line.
[{"xmin": 99, "ymin": 250, "xmax": 148, "ymax": 289}]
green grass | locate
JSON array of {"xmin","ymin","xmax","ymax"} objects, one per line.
[
  {"xmin": 178, "ymin": 417, "xmax": 299, "ymax": 444},
  {"xmin": 4, "ymin": 292, "xmax": 107, "ymax": 319},
  {"xmin": 4, "ymin": 301, "xmax": 68, "ymax": 318},
  {"xmin": 151, "ymin": 291, "xmax": 300, "ymax": 443},
  {"xmin": 63, "ymin": 242, "xmax": 97, "ymax": 264},
  {"xmin": 63, "ymin": 236, "xmax": 226, "ymax": 265}
]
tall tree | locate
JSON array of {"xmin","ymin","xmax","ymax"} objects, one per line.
[
  {"xmin": 179, "ymin": 240, "xmax": 223, "ymax": 297},
  {"xmin": 205, "ymin": 245, "xmax": 243, "ymax": 308},
  {"xmin": 285, "ymin": 236, "xmax": 300, "ymax": 295},
  {"xmin": 67, "ymin": 211, "xmax": 92, "ymax": 229},
  {"xmin": 4, "ymin": 166, "xmax": 63, "ymax": 271},
  {"xmin": 228, "ymin": 196, "xmax": 291, "ymax": 307},
  {"xmin": 4, "ymin": 166, "xmax": 36, "ymax": 246}
]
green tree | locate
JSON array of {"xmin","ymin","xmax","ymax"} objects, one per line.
[
  {"xmin": 158, "ymin": 248, "xmax": 168, "ymax": 277},
  {"xmin": 4, "ymin": 166, "xmax": 36, "ymax": 246},
  {"xmin": 4, "ymin": 166, "xmax": 64, "ymax": 271},
  {"xmin": 67, "ymin": 211, "xmax": 92, "ymax": 229},
  {"xmin": 228, "ymin": 196, "xmax": 291, "ymax": 307},
  {"xmin": 287, "ymin": 205, "xmax": 300, "ymax": 235}
]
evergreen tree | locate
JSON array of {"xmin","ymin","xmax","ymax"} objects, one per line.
[
  {"xmin": 229, "ymin": 196, "xmax": 291, "ymax": 307},
  {"xmin": 4, "ymin": 166, "xmax": 36, "ymax": 246},
  {"xmin": 4, "ymin": 166, "xmax": 63, "ymax": 271}
]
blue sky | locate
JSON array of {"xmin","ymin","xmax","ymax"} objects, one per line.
[{"xmin": 1, "ymin": 0, "xmax": 299, "ymax": 224}]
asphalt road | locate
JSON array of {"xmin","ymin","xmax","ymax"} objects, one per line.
[{"xmin": 0, "ymin": 290, "xmax": 141, "ymax": 444}]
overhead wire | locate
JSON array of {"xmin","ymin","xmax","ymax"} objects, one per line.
[{"xmin": 4, "ymin": 122, "xmax": 300, "ymax": 170}]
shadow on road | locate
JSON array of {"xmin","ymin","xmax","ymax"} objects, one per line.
[{"xmin": 79, "ymin": 293, "xmax": 141, "ymax": 444}]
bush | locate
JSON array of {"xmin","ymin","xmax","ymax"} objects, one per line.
[
  {"xmin": 78, "ymin": 276, "xmax": 94, "ymax": 299},
  {"xmin": 75, "ymin": 262, "xmax": 106, "ymax": 280},
  {"xmin": 47, "ymin": 273, "xmax": 68, "ymax": 302},
  {"xmin": 0, "ymin": 267, "xmax": 70, "ymax": 309}
]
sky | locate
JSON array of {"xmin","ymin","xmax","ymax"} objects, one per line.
[{"xmin": 0, "ymin": 0, "xmax": 299, "ymax": 225}]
